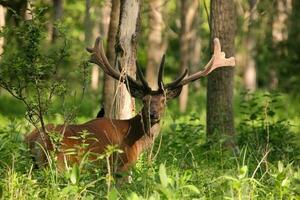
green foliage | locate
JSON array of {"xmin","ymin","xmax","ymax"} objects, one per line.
[
  {"xmin": 0, "ymin": 8, "xmax": 69, "ymax": 129},
  {"xmin": 237, "ymin": 92, "xmax": 300, "ymax": 164}
]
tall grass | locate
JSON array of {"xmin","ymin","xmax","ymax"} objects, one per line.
[{"xmin": 0, "ymin": 91, "xmax": 299, "ymax": 199}]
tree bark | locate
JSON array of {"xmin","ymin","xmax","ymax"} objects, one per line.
[
  {"xmin": 52, "ymin": 0, "xmax": 63, "ymax": 43},
  {"xmin": 114, "ymin": 0, "xmax": 140, "ymax": 119},
  {"xmin": 179, "ymin": 0, "xmax": 200, "ymax": 113},
  {"xmin": 145, "ymin": 0, "xmax": 167, "ymax": 89},
  {"xmin": 103, "ymin": 0, "xmax": 120, "ymax": 118},
  {"xmin": 207, "ymin": 0, "xmax": 236, "ymax": 143}
]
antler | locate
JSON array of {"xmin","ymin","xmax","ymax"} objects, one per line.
[
  {"xmin": 165, "ymin": 38, "xmax": 235, "ymax": 90},
  {"xmin": 86, "ymin": 37, "xmax": 151, "ymax": 96}
]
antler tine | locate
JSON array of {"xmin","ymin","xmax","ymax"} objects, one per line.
[
  {"xmin": 165, "ymin": 38, "xmax": 235, "ymax": 89},
  {"xmin": 164, "ymin": 68, "xmax": 188, "ymax": 90},
  {"xmin": 157, "ymin": 54, "xmax": 165, "ymax": 89},
  {"xmin": 87, "ymin": 37, "xmax": 118, "ymax": 78},
  {"xmin": 136, "ymin": 61, "xmax": 151, "ymax": 90},
  {"xmin": 87, "ymin": 37, "xmax": 143, "ymax": 89}
]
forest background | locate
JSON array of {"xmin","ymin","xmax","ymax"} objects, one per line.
[{"xmin": 0, "ymin": 0, "xmax": 299, "ymax": 199}]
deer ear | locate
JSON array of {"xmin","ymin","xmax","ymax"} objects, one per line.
[{"xmin": 166, "ymin": 86, "xmax": 182, "ymax": 100}]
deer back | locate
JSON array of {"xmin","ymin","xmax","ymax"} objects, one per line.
[{"xmin": 25, "ymin": 118, "xmax": 130, "ymax": 168}]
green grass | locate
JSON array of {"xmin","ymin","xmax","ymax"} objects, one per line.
[{"xmin": 0, "ymin": 90, "xmax": 299, "ymax": 199}]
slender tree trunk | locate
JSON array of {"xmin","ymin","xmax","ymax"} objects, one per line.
[
  {"xmin": 270, "ymin": 0, "xmax": 292, "ymax": 89},
  {"xmin": 114, "ymin": 0, "xmax": 140, "ymax": 119},
  {"xmin": 145, "ymin": 0, "xmax": 167, "ymax": 89},
  {"xmin": 85, "ymin": 0, "xmax": 97, "ymax": 90},
  {"xmin": 207, "ymin": 0, "xmax": 236, "ymax": 144},
  {"xmin": 272, "ymin": 0, "xmax": 291, "ymax": 42},
  {"xmin": 179, "ymin": 0, "xmax": 199, "ymax": 113},
  {"xmin": 103, "ymin": 0, "xmax": 120, "ymax": 118},
  {"xmin": 0, "ymin": 5, "xmax": 5, "ymax": 55},
  {"xmin": 52, "ymin": 0, "xmax": 63, "ymax": 43},
  {"xmin": 100, "ymin": 0, "xmax": 111, "ymax": 39},
  {"xmin": 244, "ymin": 0, "xmax": 257, "ymax": 92},
  {"xmin": 91, "ymin": 0, "xmax": 112, "ymax": 91},
  {"xmin": 190, "ymin": 33, "xmax": 201, "ymax": 90},
  {"xmin": 85, "ymin": 0, "xmax": 98, "ymax": 90},
  {"xmin": 85, "ymin": 0, "xmax": 93, "ymax": 45}
]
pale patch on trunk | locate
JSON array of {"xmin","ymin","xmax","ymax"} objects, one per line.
[
  {"xmin": 24, "ymin": 2, "xmax": 32, "ymax": 20},
  {"xmin": 115, "ymin": 0, "xmax": 140, "ymax": 119},
  {"xmin": 91, "ymin": 66, "xmax": 99, "ymax": 90},
  {"xmin": 244, "ymin": 58, "xmax": 256, "ymax": 92},
  {"xmin": 179, "ymin": 85, "xmax": 188, "ymax": 112}
]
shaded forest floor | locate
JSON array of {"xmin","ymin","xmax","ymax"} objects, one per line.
[{"xmin": 0, "ymin": 89, "xmax": 299, "ymax": 199}]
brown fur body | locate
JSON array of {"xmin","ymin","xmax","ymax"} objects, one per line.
[{"xmin": 25, "ymin": 113, "xmax": 160, "ymax": 173}]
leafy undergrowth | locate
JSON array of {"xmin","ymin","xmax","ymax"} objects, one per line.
[{"xmin": 0, "ymin": 92, "xmax": 299, "ymax": 200}]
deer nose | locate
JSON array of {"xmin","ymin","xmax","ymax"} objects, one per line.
[{"xmin": 150, "ymin": 113, "xmax": 159, "ymax": 119}]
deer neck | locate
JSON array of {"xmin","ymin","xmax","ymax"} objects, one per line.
[{"xmin": 125, "ymin": 108, "xmax": 161, "ymax": 147}]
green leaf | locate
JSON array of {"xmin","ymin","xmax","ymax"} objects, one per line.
[
  {"xmin": 70, "ymin": 164, "xmax": 79, "ymax": 184},
  {"xmin": 108, "ymin": 188, "xmax": 119, "ymax": 200},
  {"xmin": 238, "ymin": 165, "xmax": 248, "ymax": 179},
  {"xmin": 181, "ymin": 185, "xmax": 200, "ymax": 194},
  {"xmin": 159, "ymin": 164, "xmax": 168, "ymax": 187},
  {"xmin": 278, "ymin": 161, "xmax": 284, "ymax": 173},
  {"xmin": 250, "ymin": 113, "xmax": 257, "ymax": 120},
  {"xmin": 268, "ymin": 110, "xmax": 276, "ymax": 117},
  {"xmin": 127, "ymin": 192, "xmax": 140, "ymax": 200},
  {"xmin": 0, "ymin": 185, "xmax": 2, "ymax": 199}
]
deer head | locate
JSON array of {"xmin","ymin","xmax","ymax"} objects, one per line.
[{"xmin": 87, "ymin": 37, "xmax": 235, "ymax": 134}]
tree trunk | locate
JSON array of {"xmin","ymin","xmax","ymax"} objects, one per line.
[
  {"xmin": 0, "ymin": 5, "xmax": 5, "ymax": 55},
  {"xmin": 100, "ymin": 0, "xmax": 111, "ymax": 40},
  {"xmin": 114, "ymin": 0, "xmax": 140, "ymax": 119},
  {"xmin": 270, "ymin": 0, "xmax": 292, "ymax": 89},
  {"xmin": 52, "ymin": 0, "xmax": 63, "ymax": 43},
  {"xmin": 179, "ymin": 0, "xmax": 199, "ymax": 113},
  {"xmin": 145, "ymin": 0, "xmax": 167, "ymax": 89},
  {"xmin": 207, "ymin": 0, "xmax": 236, "ymax": 144},
  {"xmin": 85, "ymin": 0, "xmax": 93, "ymax": 45},
  {"xmin": 103, "ymin": 0, "xmax": 120, "ymax": 118},
  {"xmin": 243, "ymin": 0, "xmax": 257, "ymax": 92},
  {"xmin": 272, "ymin": 0, "xmax": 291, "ymax": 42},
  {"xmin": 85, "ymin": 0, "xmax": 98, "ymax": 90},
  {"xmin": 1, "ymin": 0, "xmax": 27, "ymax": 26},
  {"xmin": 91, "ymin": 0, "xmax": 112, "ymax": 91}
]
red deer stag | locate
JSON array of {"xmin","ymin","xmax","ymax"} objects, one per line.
[{"xmin": 25, "ymin": 37, "xmax": 235, "ymax": 174}]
